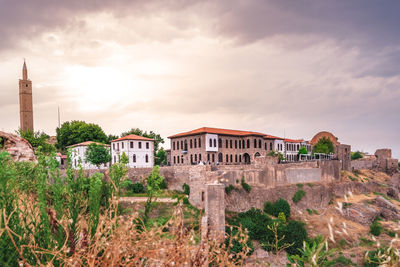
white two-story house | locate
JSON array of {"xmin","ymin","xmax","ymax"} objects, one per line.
[
  {"xmin": 110, "ymin": 134, "xmax": 154, "ymax": 168},
  {"xmin": 67, "ymin": 141, "xmax": 110, "ymax": 170}
]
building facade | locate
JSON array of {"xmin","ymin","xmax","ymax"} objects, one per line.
[
  {"xmin": 284, "ymin": 139, "xmax": 312, "ymax": 162},
  {"xmin": 67, "ymin": 141, "xmax": 110, "ymax": 170},
  {"xmin": 111, "ymin": 134, "xmax": 154, "ymax": 168},
  {"xmin": 168, "ymin": 127, "xmax": 290, "ymax": 166},
  {"xmin": 19, "ymin": 60, "xmax": 34, "ymax": 132}
]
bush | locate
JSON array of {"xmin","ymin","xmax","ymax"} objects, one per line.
[
  {"xmin": 225, "ymin": 184, "xmax": 235, "ymax": 195},
  {"xmin": 283, "ymin": 220, "xmax": 308, "ymax": 255},
  {"xmin": 229, "ymin": 208, "xmax": 272, "ymax": 242},
  {"xmin": 182, "ymin": 183, "xmax": 190, "ymax": 195},
  {"xmin": 351, "ymin": 151, "xmax": 363, "ymax": 160},
  {"xmin": 159, "ymin": 178, "xmax": 168, "ymax": 189},
  {"xmin": 241, "ymin": 177, "xmax": 251, "ymax": 193},
  {"xmin": 278, "ymin": 212, "xmax": 286, "ymax": 223},
  {"xmin": 292, "ymin": 190, "xmax": 306, "ymax": 203},
  {"xmin": 122, "ymin": 180, "xmax": 145, "ymax": 193},
  {"xmin": 370, "ymin": 220, "xmax": 383, "ymax": 236},
  {"xmin": 263, "ymin": 198, "xmax": 291, "ymax": 218}
]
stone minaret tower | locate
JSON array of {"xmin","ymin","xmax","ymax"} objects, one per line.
[{"xmin": 19, "ymin": 60, "xmax": 34, "ymax": 131}]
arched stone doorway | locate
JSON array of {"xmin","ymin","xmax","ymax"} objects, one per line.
[{"xmin": 243, "ymin": 153, "xmax": 251, "ymax": 164}]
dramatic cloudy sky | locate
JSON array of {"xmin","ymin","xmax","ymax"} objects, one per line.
[{"xmin": 0, "ymin": 0, "xmax": 399, "ymax": 157}]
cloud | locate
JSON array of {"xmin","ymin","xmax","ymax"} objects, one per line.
[{"xmin": 0, "ymin": 0, "xmax": 399, "ymax": 158}]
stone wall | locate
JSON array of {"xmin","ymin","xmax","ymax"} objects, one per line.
[
  {"xmin": 160, "ymin": 159, "xmax": 341, "ymax": 208},
  {"xmin": 351, "ymin": 149, "xmax": 399, "ymax": 174}
]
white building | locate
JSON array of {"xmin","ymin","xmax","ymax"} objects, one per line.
[
  {"xmin": 284, "ymin": 139, "xmax": 312, "ymax": 162},
  {"xmin": 111, "ymin": 134, "xmax": 154, "ymax": 168},
  {"xmin": 67, "ymin": 141, "xmax": 110, "ymax": 170}
]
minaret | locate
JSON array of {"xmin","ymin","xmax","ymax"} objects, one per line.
[{"xmin": 19, "ymin": 60, "xmax": 34, "ymax": 132}]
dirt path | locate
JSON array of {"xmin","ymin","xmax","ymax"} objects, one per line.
[{"xmin": 120, "ymin": 197, "xmax": 175, "ymax": 203}]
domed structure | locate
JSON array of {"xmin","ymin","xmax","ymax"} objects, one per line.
[{"xmin": 310, "ymin": 131, "xmax": 339, "ymax": 146}]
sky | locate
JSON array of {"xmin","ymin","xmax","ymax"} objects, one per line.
[{"xmin": 0, "ymin": 0, "xmax": 399, "ymax": 158}]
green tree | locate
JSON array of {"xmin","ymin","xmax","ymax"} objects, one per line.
[
  {"xmin": 351, "ymin": 151, "xmax": 363, "ymax": 160},
  {"xmin": 298, "ymin": 146, "xmax": 308, "ymax": 155},
  {"xmin": 121, "ymin": 128, "xmax": 164, "ymax": 153},
  {"xmin": 56, "ymin": 121, "xmax": 108, "ymax": 150},
  {"xmin": 312, "ymin": 137, "xmax": 334, "ymax": 155},
  {"xmin": 17, "ymin": 129, "xmax": 55, "ymax": 154},
  {"xmin": 85, "ymin": 143, "xmax": 111, "ymax": 168},
  {"xmin": 155, "ymin": 147, "xmax": 167, "ymax": 166},
  {"xmin": 144, "ymin": 166, "xmax": 164, "ymax": 220}
]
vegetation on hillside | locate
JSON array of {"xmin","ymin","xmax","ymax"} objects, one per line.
[{"xmin": 17, "ymin": 129, "xmax": 55, "ymax": 154}]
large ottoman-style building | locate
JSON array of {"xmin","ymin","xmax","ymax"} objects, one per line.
[
  {"xmin": 168, "ymin": 127, "xmax": 311, "ymax": 166},
  {"xmin": 111, "ymin": 134, "xmax": 154, "ymax": 168}
]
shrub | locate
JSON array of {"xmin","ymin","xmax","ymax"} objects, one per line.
[
  {"xmin": 351, "ymin": 151, "xmax": 363, "ymax": 160},
  {"xmin": 241, "ymin": 177, "xmax": 251, "ymax": 193},
  {"xmin": 292, "ymin": 190, "xmax": 306, "ymax": 203},
  {"xmin": 283, "ymin": 220, "xmax": 308, "ymax": 255},
  {"xmin": 225, "ymin": 184, "xmax": 235, "ymax": 195},
  {"xmin": 159, "ymin": 178, "xmax": 168, "ymax": 189},
  {"xmin": 229, "ymin": 208, "xmax": 272, "ymax": 242},
  {"xmin": 264, "ymin": 198, "xmax": 291, "ymax": 219},
  {"xmin": 132, "ymin": 182, "xmax": 145, "ymax": 193},
  {"xmin": 370, "ymin": 220, "xmax": 383, "ymax": 236},
  {"xmin": 278, "ymin": 212, "xmax": 286, "ymax": 223},
  {"xmin": 182, "ymin": 183, "xmax": 190, "ymax": 195}
]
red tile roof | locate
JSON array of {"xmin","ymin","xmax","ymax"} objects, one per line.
[
  {"xmin": 111, "ymin": 134, "xmax": 154, "ymax": 142},
  {"xmin": 284, "ymin": 138, "xmax": 304, "ymax": 143},
  {"xmin": 67, "ymin": 141, "xmax": 109, "ymax": 148},
  {"xmin": 168, "ymin": 127, "xmax": 283, "ymax": 139},
  {"xmin": 264, "ymin": 134, "xmax": 284, "ymax": 140}
]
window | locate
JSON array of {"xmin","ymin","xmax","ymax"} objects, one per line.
[
  {"xmin": 230, "ymin": 154, "xmax": 233, "ymax": 162},
  {"xmin": 133, "ymin": 154, "xmax": 136, "ymax": 163},
  {"xmin": 239, "ymin": 140, "xmax": 242, "ymax": 149},
  {"xmin": 242, "ymin": 140, "xmax": 245, "ymax": 149},
  {"xmin": 139, "ymin": 142, "xmax": 142, "ymax": 149},
  {"xmin": 177, "ymin": 156, "xmax": 180, "ymax": 164},
  {"xmin": 181, "ymin": 156, "xmax": 184, "ymax": 164},
  {"xmin": 173, "ymin": 142, "xmax": 175, "ymax": 150},
  {"xmin": 270, "ymin": 143, "xmax": 272, "ymax": 150},
  {"xmin": 190, "ymin": 139, "xmax": 193, "ymax": 149},
  {"xmin": 181, "ymin": 141, "xmax": 183, "ymax": 150},
  {"xmin": 113, "ymin": 156, "xmax": 116, "ymax": 163},
  {"xmin": 173, "ymin": 156, "xmax": 176, "ymax": 164},
  {"xmin": 177, "ymin": 141, "xmax": 179, "ymax": 150},
  {"xmin": 195, "ymin": 154, "xmax": 197, "ymax": 162},
  {"xmin": 194, "ymin": 139, "xmax": 197, "ymax": 148},
  {"xmin": 297, "ymin": 144, "xmax": 299, "ymax": 150},
  {"xmin": 230, "ymin": 140, "xmax": 233, "ymax": 149},
  {"xmin": 235, "ymin": 140, "xmax": 237, "ymax": 149},
  {"xmin": 117, "ymin": 143, "xmax": 119, "ymax": 150},
  {"xmin": 199, "ymin": 154, "xmax": 202, "ymax": 161},
  {"xmin": 235, "ymin": 155, "xmax": 238, "ymax": 162},
  {"xmin": 146, "ymin": 142, "xmax": 149, "ymax": 149},
  {"xmin": 74, "ymin": 159, "xmax": 77, "ymax": 167},
  {"xmin": 265, "ymin": 143, "xmax": 267, "ymax": 150},
  {"xmin": 254, "ymin": 139, "xmax": 257, "ymax": 148},
  {"xmin": 239, "ymin": 155, "xmax": 242, "ymax": 162},
  {"xmin": 190, "ymin": 154, "xmax": 193, "ymax": 163},
  {"xmin": 213, "ymin": 139, "xmax": 216, "ymax": 147},
  {"xmin": 184, "ymin": 140, "xmax": 188, "ymax": 151},
  {"xmin": 226, "ymin": 140, "xmax": 228, "ymax": 148},
  {"xmin": 130, "ymin": 142, "xmax": 133, "ymax": 148},
  {"xmin": 218, "ymin": 138, "xmax": 222, "ymax": 148},
  {"xmin": 207, "ymin": 153, "xmax": 210, "ymax": 161},
  {"xmin": 209, "ymin": 139, "xmax": 212, "ymax": 147},
  {"xmin": 113, "ymin": 143, "xmax": 115, "ymax": 150},
  {"xmin": 258, "ymin": 139, "xmax": 262, "ymax": 148},
  {"xmin": 122, "ymin": 142, "xmax": 124, "ymax": 149},
  {"xmin": 212, "ymin": 154, "xmax": 215, "ymax": 162},
  {"xmin": 199, "ymin": 138, "xmax": 201, "ymax": 148},
  {"xmin": 247, "ymin": 140, "xmax": 250, "ymax": 148},
  {"xmin": 226, "ymin": 154, "xmax": 228, "ymax": 162}
]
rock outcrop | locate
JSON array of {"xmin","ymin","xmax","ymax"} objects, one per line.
[
  {"xmin": 343, "ymin": 203, "xmax": 380, "ymax": 225},
  {"xmin": 0, "ymin": 131, "xmax": 36, "ymax": 162},
  {"xmin": 373, "ymin": 196, "xmax": 400, "ymax": 220}
]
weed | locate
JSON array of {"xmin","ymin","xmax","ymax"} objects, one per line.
[{"xmin": 292, "ymin": 190, "xmax": 306, "ymax": 203}]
